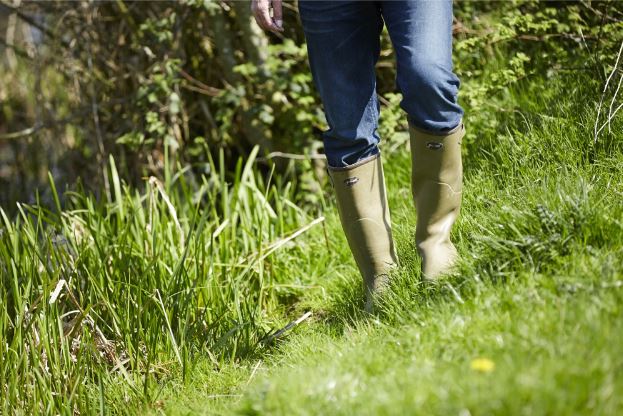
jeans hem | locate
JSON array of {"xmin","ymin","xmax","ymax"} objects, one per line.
[
  {"xmin": 408, "ymin": 118, "xmax": 464, "ymax": 136},
  {"xmin": 328, "ymin": 151, "xmax": 380, "ymax": 172}
]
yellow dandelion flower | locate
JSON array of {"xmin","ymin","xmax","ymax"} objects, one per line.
[{"xmin": 470, "ymin": 358, "xmax": 495, "ymax": 373}]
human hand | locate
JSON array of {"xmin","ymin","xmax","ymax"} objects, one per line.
[{"xmin": 251, "ymin": 0, "xmax": 283, "ymax": 34}]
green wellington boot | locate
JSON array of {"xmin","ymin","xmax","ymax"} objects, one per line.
[
  {"xmin": 409, "ymin": 121, "xmax": 465, "ymax": 280},
  {"xmin": 328, "ymin": 154, "xmax": 398, "ymax": 311}
]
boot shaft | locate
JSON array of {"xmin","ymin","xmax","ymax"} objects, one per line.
[
  {"xmin": 409, "ymin": 122, "xmax": 465, "ymax": 279},
  {"xmin": 328, "ymin": 154, "xmax": 398, "ymax": 295}
]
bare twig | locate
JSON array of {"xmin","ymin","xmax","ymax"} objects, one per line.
[
  {"xmin": 179, "ymin": 68, "xmax": 223, "ymax": 96},
  {"xmin": 594, "ymin": 39, "xmax": 623, "ymax": 143},
  {"xmin": 0, "ymin": 106, "xmax": 97, "ymax": 141},
  {"xmin": 0, "ymin": 124, "xmax": 43, "ymax": 140},
  {"xmin": 581, "ymin": 0, "xmax": 623, "ymax": 23},
  {"xmin": 181, "ymin": 83, "xmax": 221, "ymax": 97},
  {"xmin": 257, "ymin": 151, "xmax": 325, "ymax": 161},
  {"xmin": 261, "ymin": 311, "xmax": 313, "ymax": 345}
]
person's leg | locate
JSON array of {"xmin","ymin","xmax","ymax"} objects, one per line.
[
  {"xmin": 381, "ymin": 0, "xmax": 465, "ymax": 279},
  {"xmin": 381, "ymin": 0, "xmax": 463, "ymax": 132},
  {"xmin": 299, "ymin": 1, "xmax": 397, "ymax": 310},
  {"xmin": 298, "ymin": 0, "xmax": 383, "ymax": 168}
]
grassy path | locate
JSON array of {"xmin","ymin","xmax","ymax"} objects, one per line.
[{"xmin": 153, "ymin": 81, "xmax": 623, "ymax": 415}]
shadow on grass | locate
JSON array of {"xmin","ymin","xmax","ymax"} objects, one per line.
[
  {"xmin": 299, "ymin": 233, "xmax": 471, "ymax": 335},
  {"xmin": 256, "ymin": 126, "xmax": 623, "ymax": 357}
]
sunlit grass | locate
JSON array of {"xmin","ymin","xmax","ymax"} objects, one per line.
[
  {"xmin": 3, "ymin": 16, "xmax": 623, "ymax": 416},
  {"xmin": 222, "ymin": 80, "xmax": 623, "ymax": 416},
  {"xmin": 146, "ymin": 69, "xmax": 623, "ymax": 415},
  {"xmin": 0, "ymin": 146, "xmax": 328, "ymax": 413}
]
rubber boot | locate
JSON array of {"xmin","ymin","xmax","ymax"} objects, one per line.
[
  {"xmin": 328, "ymin": 154, "xmax": 398, "ymax": 312},
  {"xmin": 409, "ymin": 122, "xmax": 465, "ymax": 280}
]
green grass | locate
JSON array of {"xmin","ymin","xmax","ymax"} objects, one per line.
[
  {"xmin": 149, "ymin": 111, "xmax": 622, "ymax": 415},
  {"xmin": 0, "ymin": 147, "xmax": 328, "ymax": 414},
  {"xmin": 3, "ymin": 18, "xmax": 623, "ymax": 416},
  {"xmin": 139, "ymin": 63, "xmax": 622, "ymax": 413},
  {"xmin": 120, "ymin": 70, "xmax": 622, "ymax": 415},
  {"xmin": 233, "ymin": 155, "xmax": 623, "ymax": 415}
]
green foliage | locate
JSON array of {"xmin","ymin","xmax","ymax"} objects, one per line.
[
  {"xmin": 453, "ymin": 1, "xmax": 623, "ymax": 143},
  {"xmin": 149, "ymin": 62, "xmax": 623, "ymax": 416},
  {"xmin": 0, "ymin": 147, "xmax": 325, "ymax": 413},
  {"xmin": 2, "ymin": 1, "xmax": 622, "ymax": 210},
  {"xmin": 214, "ymin": 56, "xmax": 623, "ymax": 416},
  {"xmin": 2, "ymin": 3, "xmax": 623, "ymax": 413}
]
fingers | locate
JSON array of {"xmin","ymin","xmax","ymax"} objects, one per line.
[
  {"xmin": 251, "ymin": 0, "xmax": 283, "ymax": 33},
  {"xmin": 251, "ymin": 0, "xmax": 272, "ymax": 31},
  {"xmin": 272, "ymin": 0, "xmax": 283, "ymax": 30}
]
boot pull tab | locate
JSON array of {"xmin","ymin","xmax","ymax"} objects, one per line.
[
  {"xmin": 343, "ymin": 177, "xmax": 359, "ymax": 187},
  {"xmin": 426, "ymin": 142, "xmax": 444, "ymax": 151}
]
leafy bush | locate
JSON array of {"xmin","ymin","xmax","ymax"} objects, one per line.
[{"xmin": 0, "ymin": 1, "xmax": 621, "ymax": 209}]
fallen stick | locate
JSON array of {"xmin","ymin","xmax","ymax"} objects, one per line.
[{"xmin": 261, "ymin": 311, "xmax": 313, "ymax": 345}]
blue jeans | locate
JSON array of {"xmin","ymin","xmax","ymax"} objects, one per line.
[{"xmin": 299, "ymin": 0, "xmax": 464, "ymax": 168}]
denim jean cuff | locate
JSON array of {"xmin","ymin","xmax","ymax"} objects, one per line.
[
  {"xmin": 327, "ymin": 151, "xmax": 380, "ymax": 172},
  {"xmin": 408, "ymin": 118, "xmax": 464, "ymax": 136}
]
